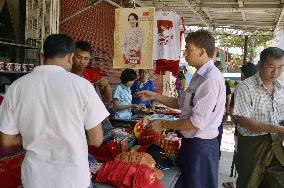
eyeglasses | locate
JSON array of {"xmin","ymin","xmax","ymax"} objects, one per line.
[{"xmin": 263, "ymin": 64, "xmax": 283, "ymax": 72}]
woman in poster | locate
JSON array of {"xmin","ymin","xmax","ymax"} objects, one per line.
[{"xmin": 123, "ymin": 13, "xmax": 144, "ymax": 65}]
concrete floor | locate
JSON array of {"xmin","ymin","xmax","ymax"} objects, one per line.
[{"xmin": 218, "ymin": 122, "xmax": 237, "ymax": 188}]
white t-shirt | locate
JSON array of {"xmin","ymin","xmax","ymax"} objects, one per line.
[
  {"xmin": 0, "ymin": 65, "xmax": 109, "ymax": 188},
  {"xmin": 153, "ymin": 11, "xmax": 182, "ymax": 60}
]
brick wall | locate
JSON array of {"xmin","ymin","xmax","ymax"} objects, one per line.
[{"xmin": 59, "ymin": 0, "xmax": 163, "ymax": 93}]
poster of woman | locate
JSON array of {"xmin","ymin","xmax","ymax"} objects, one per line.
[{"xmin": 114, "ymin": 8, "xmax": 155, "ymax": 69}]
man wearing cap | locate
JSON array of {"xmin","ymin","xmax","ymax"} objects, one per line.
[
  {"xmin": 138, "ymin": 30, "xmax": 225, "ymax": 188},
  {"xmin": 233, "ymin": 47, "xmax": 284, "ymax": 188}
]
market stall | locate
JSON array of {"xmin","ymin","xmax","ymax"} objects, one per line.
[{"xmin": 88, "ymin": 106, "xmax": 182, "ymax": 188}]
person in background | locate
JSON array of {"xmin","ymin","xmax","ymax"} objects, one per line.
[
  {"xmin": 222, "ymin": 62, "xmax": 257, "ymax": 188},
  {"xmin": 131, "ymin": 69, "xmax": 155, "ymax": 108},
  {"xmin": 214, "ymin": 61, "xmax": 231, "ymax": 160},
  {"xmin": 72, "ymin": 40, "xmax": 114, "ymax": 141},
  {"xmin": 113, "ymin": 69, "xmax": 140, "ymax": 119},
  {"xmin": 229, "ymin": 62, "xmax": 257, "ymax": 114},
  {"xmin": 217, "ymin": 79, "xmax": 232, "ymax": 159},
  {"xmin": 0, "ymin": 34, "xmax": 109, "ymax": 188},
  {"xmin": 71, "ymin": 41, "xmax": 112, "ymax": 105},
  {"xmin": 233, "ymin": 47, "xmax": 284, "ymax": 188},
  {"xmin": 138, "ymin": 30, "xmax": 225, "ymax": 188},
  {"xmin": 225, "ymin": 80, "xmax": 232, "ymax": 117}
]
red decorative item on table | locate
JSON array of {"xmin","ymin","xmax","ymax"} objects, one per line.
[
  {"xmin": 153, "ymin": 132, "xmax": 181, "ymax": 156},
  {"xmin": 95, "ymin": 161, "xmax": 164, "ymax": 188},
  {"xmin": 89, "ymin": 139, "xmax": 121, "ymax": 162},
  {"xmin": 138, "ymin": 128, "xmax": 161, "ymax": 146}
]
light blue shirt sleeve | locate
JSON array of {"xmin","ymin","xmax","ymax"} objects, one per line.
[{"xmin": 112, "ymin": 84, "xmax": 132, "ymax": 119}]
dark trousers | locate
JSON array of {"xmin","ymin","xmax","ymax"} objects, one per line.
[
  {"xmin": 175, "ymin": 137, "xmax": 219, "ymax": 188},
  {"xmin": 217, "ymin": 122, "xmax": 224, "ymax": 159},
  {"xmin": 236, "ymin": 134, "xmax": 284, "ymax": 188}
]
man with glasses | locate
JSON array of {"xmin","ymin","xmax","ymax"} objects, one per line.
[{"xmin": 233, "ymin": 47, "xmax": 284, "ymax": 188}]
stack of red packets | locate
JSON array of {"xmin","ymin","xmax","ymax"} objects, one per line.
[
  {"xmin": 95, "ymin": 152, "xmax": 164, "ymax": 188},
  {"xmin": 96, "ymin": 161, "xmax": 164, "ymax": 188}
]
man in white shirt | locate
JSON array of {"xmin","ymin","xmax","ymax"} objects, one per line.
[{"xmin": 0, "ymin": 34, "xmax": 109, "ymax": 188}]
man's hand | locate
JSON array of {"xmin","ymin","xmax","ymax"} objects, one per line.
[
  {"xmin": 0, "ymin": 133, "xmax": 22, "ymax": 148},
  {"xmin": 279, "ymin": 132, "xmax": 284, "ymax": 141},
  {"xmin": 96, "ymin": 77, "xmax": 109, "ymax": 89},
  {"xmin": 137, "ymin": 90, "xmax": 156, "ymax": 101},
  {"xmin": 132, "ymin": 93, "xmax": 139, "ymax": 99},
  {"xmin": 148, "ymin": 120, "xmax": 164, "ymax": 135},
  {"xmin": 131, "ymin": 104, "xmax": 142, "ymax": 110},
  {"xmin": 277, "ymin": 125, "xmax": 284, "ymax": 141}
]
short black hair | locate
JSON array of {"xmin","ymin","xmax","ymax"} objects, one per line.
[
  {"xmin": 43, "ymin": 34, "xmax": 75, "ymax": 59},
  {"xmin": 260, "ymin": 47, "xmax": 284, "ymax": 64},
  {"xmin": 241, "ymin": 62, "xmax": 257, "ymax": 78},
  {"xmin": 128, "ymin": 13, "xmax": 139, "ymax": 27},
  {"xmin": 75, "ymin": 40, "xmax": 92, "ymax": 53},
  {"xmin": 120, "ymin": 69, "xmax": 137, "ymax": 84},
  {"xmin": 185, "ymin": 30, "xmax": 215, "ymax": 58}
]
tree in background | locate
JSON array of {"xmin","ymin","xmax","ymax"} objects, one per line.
[{"xmin": 216, "ymin": 28, "xmax": 273, "ymax": 72}]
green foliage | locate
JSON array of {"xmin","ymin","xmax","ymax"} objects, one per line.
[{"xmin": 216, "ymin": 28, "xmax": 273, "ymax": 63}]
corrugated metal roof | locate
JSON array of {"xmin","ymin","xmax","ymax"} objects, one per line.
[{"xmin": 137, "ymin": 0, "xmax": 284, "ymax": 33}]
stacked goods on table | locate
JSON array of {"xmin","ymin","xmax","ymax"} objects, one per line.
[
  {"xmin": 89, "ymin": 118, "xmax": 181, "ymax": 187},
  {"xmin": 88, "ymin": 128, "xmax": 136, "ymax": 162},
  {"xmin": 136, "ymin": 106, "xmax": 181, "ymax": 116},
  {"xmin": 155, "ymin": 107, "xmax": 181, "ymax": 116},
  {"xmin": 95, "ymin": 152, "xmax": 165, "ymax": 188},
  {"xmin": 153, "ymin": 132, "xmax": 181, "ymax": 156},
  {"xmin": 134, "ymin": 118, "xmax": 181, "ymax": 157}
]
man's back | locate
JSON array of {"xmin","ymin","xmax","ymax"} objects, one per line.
[{"xmin": 0, "ymin": 65, "xmax": 109, "ymax": 188}]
